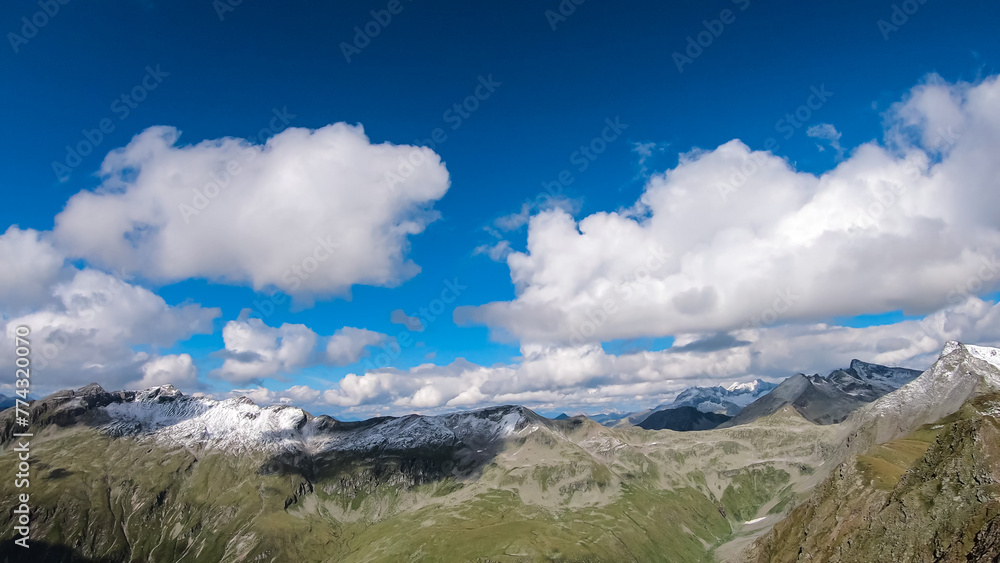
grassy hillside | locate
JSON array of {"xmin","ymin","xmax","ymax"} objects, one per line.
[
  {"xmin": 0, "ymin": 406, "xmax": 840, "ymax": 562},
  {"xmin": 745, "ymin": 393, "xmax": 1000, "ymax": 562}
]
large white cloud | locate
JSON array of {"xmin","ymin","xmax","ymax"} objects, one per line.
[
  {"xmin": 0, "ymin": 269, "xmax": 219, "ymax": 392},
  {"xmin": 456, "ymin": 75, "xmax": 1000, "ymax": 345},
  {"xmin": 52, "ymin": 123, "xmax": 451, "ymax": 302}
]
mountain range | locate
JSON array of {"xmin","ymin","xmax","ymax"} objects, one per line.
[
  {"xmin": 572, "ymin": 379, "xmax": 779, "ymax": 430},
  {"xmin": 627, "ymin": 378, "xmax": 780, "ymax": 424},
  {"xmin": 718, "ymin": 359, "xmax": 923, "ymax": 428},
  {"xmin": 0, "ymin": 342, "xmax": 998, "ymax": 561},
  {"xmin": 579, "ymin": 358, "xmax": 920, "ymax": 433}
]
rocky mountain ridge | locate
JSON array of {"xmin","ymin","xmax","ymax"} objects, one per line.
[
  {"xmin": 744, "ymin": 341, "xmax": 1000, "ymax": 562},
  {"xmin": 4, "ymin": 382, "xmax": 539, "ymax": 459},
  {"xmin": 0, "ymin": 341, "xmax": 996, "ymax": 562}
]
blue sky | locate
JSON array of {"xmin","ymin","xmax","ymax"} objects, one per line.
[{"xmin": 3, "ymin": 0, "xmax": 1000, "ymax": 418}]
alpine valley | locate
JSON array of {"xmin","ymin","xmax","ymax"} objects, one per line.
[{"xmin": 2, "ymin": 341, "xmax": 1000, "ymax": 562}]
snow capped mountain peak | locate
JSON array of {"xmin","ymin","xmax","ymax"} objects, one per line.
[
  {"xmin": 725, "ymin": 379, "xmax": 769, "ymax": 393},
  {"xmin": 858, "ymin": 342, "xmax": 1000, "ymax": 439},
  {"xmin": 941, "ymin": 340, "xmax": 965, "ymax": 356}
]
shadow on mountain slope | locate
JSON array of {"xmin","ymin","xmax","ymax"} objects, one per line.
[{"xmin": 256, "ymin": 406, "xmax": 588, "ymax": 494}]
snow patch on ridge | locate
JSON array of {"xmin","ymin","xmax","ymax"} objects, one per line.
[
  {"xmin": 104, "ymin": 392, "xmax": 309, "ymax": 453},
  {"xmin": 100, "ymin": 389, "xmax": 530, "ymax": 454},
  {"xmin": 966, "ymin": 344, "xmax": 1000, "ymax": 371}
]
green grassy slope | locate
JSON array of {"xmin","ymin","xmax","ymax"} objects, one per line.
[
  {"xmin": 745, "ymin": 393, "xmax": 1000, "ymax": 563},
  {"xmin": 0, "ymin": 406, "xmax": 839, "ymax": 562}
]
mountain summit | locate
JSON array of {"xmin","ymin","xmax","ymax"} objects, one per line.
[
  {"xmin": 725, "ymin": 379, "xmax": 771, "ymax": 393},
  {"xmin": 842, "ymin": 341, "xmax": 1000, "ymax": 448}
]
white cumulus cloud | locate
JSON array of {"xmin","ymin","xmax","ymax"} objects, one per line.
[
  {"xmin": 215, "ymin": 315, "xmax": 319, "ymax": 382},
  {"xmin": 131, "ymin": 353, "xmax": 198, "ymax": 389},
  {"xmin": 52, "ymin": 123, "xmax": 451, "ymax": 303},
  {"xmin": 325, "ymin": 327, "xmax": 388, "ymax": 366},
  {"xmin": 0, "ymin": 269, "xmax": 219, "ymax": 392},
  {"xmin": 457, "ymin": 75, "xmax": 1000, "ymax": 346},
  {"xmin": 214, "ymin": 314, "xmax": 389, "ymax": 382}
]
